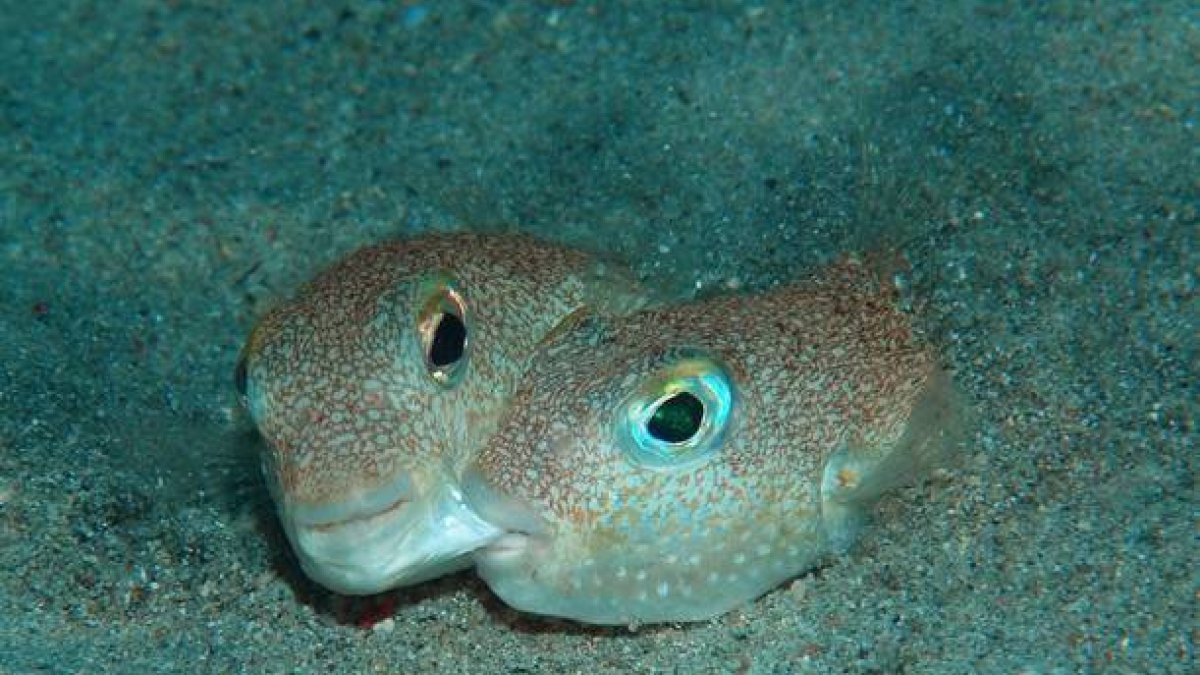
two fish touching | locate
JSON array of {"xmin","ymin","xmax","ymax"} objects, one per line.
[{"xmin": 236, "ymin": 233, "xmax": 965, "ymax": 626}]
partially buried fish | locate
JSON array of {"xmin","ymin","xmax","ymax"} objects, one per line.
[
  {"xmin": 236, "ymin": 233, "xmax": 645, "ymax": 594},
  {"xmin": 463, "ymin": 257, "xmax": 964, "ymax": 625}
]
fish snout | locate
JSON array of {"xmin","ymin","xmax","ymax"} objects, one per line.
[
  {"xmin": 461, "ymin": 466, "xmax": 552, "ymax": 565},
  {"xmin": 280, "ymin": 470, "xmax": 501, "ymax": 594}
]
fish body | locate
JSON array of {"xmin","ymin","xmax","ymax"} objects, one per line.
[
  {"xmin": 237, "ymin": 233, "xmax": 644, "ymax": 594},
  {"xmin": 463, "ymin": 258, "xmax": 962, "ymax": 625}
]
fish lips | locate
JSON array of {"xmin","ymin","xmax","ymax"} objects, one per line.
[
  {"xmin": 281, "ymin": 471, "xmax": 502, "ymax": 594},
  {"xmin": 460, "ymin": 466, "xmax": 553, "ymax": 568}
]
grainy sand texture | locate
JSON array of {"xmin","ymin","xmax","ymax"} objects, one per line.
[{"xmin": 0, "ymin": 2, "xmax": 1195, "ymax": 673}]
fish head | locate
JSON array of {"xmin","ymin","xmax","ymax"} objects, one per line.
[
  {"xmin": 464, "ymin": 262, "xmax": 956, "ymax": 624},
  {"xmin": 236, "ymin": 235, "xmax": 639, "ymax": 594},
  {"xmin": 463, "ymin": 318, "xmax": 816, "ymax": 625}
]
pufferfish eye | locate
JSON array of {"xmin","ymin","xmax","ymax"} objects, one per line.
[
  {"xmin": 233, "ymin": 352, "xmax": 249, "ymax": 400},
  {"xmin": 233, "ymin": 345, "xmax": 268, "ymax": 424},
  {"xmin": 416, "ymin": 273, "xmax": 471, "ymax": 387},
  {"xmin": 646, "ymin": 391, "xmax": 705, "ymax": 443},
  {"xmin": 427, "ymin": 312, "xmax": 467, "ymax": 367},
  {"xmin": 616, "ymin": 353, "xmax": 735, "ymax": 470}
]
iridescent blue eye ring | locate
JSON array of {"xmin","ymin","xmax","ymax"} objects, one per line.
[{"xmin": 615, "ymin": 353, "xmax": 735, "ymax": 471}]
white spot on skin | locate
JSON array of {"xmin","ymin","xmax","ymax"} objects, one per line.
[{"xmin": 657, "ymin": 581, "xmax": 670, "ymax": 598}]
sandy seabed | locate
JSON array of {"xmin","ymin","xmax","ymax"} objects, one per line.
[{"xmin": 0, "ymin": 2, "xmax": 1194, "ymax": 673}]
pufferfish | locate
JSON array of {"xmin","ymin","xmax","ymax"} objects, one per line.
[
  {"xmin": 236, "ymin": 233, "xmax": 645, "ymax": 595},
  {"xmin": 462, "ymin": 257, "xmax": 964, "ymax": 625}
]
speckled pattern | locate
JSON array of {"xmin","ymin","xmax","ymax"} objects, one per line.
[
  {"xmin": 466, "ymin": 259, "xmax": 963, "ymax": 624},
  {"xmin": 240, "ymin": 233, "xmax": 645, "ymax": 592},
  {"xmin": 243, "ymin": 233, "xmax": 641, "ymax": 504}
]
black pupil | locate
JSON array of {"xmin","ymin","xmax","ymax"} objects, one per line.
[
  {"xmin": 429, "ymin": 312, "xmax": 466, "ymax": 367},
  {"xmin": 233, "ymin": 355, "xmax": 248, "ymax": 397},
  {"xmin": 647, "ymin": 392, "xmax": 704, "ymax": 443}
]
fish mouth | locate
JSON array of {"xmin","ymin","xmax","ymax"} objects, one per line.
[
  {"xmin": 461, "ymin": 466, "xmax": 550, "ymax": 564},
  {"xmin": 280, "ymin": 471, "xmax": 502, "ymax": 595},
  {"xmin": 290, "ymin": 472, "xmax": 416, "ymax": 532}
]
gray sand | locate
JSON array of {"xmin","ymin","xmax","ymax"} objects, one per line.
[{"xmin": 0, "ymin": 1, "xmax": 1195, "ymax": 673}]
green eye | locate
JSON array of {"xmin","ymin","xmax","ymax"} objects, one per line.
[
  {"xmin": 617, "ymin": 354, "xmax": 734, "ymax": 470},
  {"xmin": 647, "ymin": 392, "xmax": 704, "ymax": 443},
  {"xmin": 416, "ymin": 273, "xmax": 471, "ymax": 387}
]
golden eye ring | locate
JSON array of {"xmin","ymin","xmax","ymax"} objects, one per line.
[{"xmin": 415, "ymin": 273, "xmax": 471, "ymax": 388}]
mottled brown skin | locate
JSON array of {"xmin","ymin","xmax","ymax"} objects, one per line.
[
  {"xmin": 465, "ymin": 258, "xmax": 961, "ymax": 624},
  {"xmin": 238, "ymin": 233, "xmax": 645, "ymax": 593}
]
